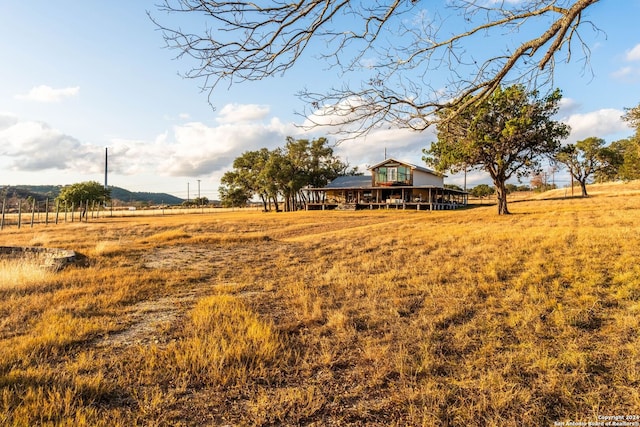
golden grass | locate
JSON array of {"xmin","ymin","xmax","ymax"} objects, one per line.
[
  {"xmin": 132, "ymin": 294, "xmax": 286, "ymax": 391},
  {"xmin": 1, "ymin": 181, "xmax": 639, "ymax": 425},
  {"xmin": 0, "ymin": 259, "xmax": 51, "ymax": 292}
]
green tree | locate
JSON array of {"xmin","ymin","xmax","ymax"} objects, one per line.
[
  {"xmin": 57, "ymin": 181, "xmax": 110, "ymax": 207},
  {"xmin": 613, "ymin": 138, "xmax": 640, "ymax": 181},
  {"xmin": 220, "ymin": 149, "xmax": 273, "ymax": 211},
  {"xmin": 280, "ymin": 137, "xmax": 351, "ymax": 210},
  {"xmin": 554, "ymin": 137, "xmax": 609, "ymax": 197},
  {"xmin": 594, "ymin": 140, "xmax": 625, "ymax": 183},
  {"xmin": 219, "ymin": 185, "xmax": 251, "ymax": 208},
  {"xmin": 193, "ymin": 196, "xmax": 209, "ymax": 206},
  {"xmin": 615, "ymin": 103, "xmax": 640, "ymax": 181},
  {"xmin": 220, "ymin": 137, "xmax": 352, "ymax": 212},
  {"xmin": 622, "ymin": 102, "xmax": 640, "ymax": 134},
  {"xmin": 424, "ymin": 85, "xmax": 569, "ymax": 215},
  {"xmin": 263, "ymin": 148, "xmax": 290, "ymax": 212},
  {"xmin": 505, "ymin": 184, "xmax": 518, "ymax": 194},
  {"xmin": 470, "ymin": 184, "xmax": 495, "ymax": 201}
]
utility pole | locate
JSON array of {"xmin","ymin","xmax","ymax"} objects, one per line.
[
  {"xmin": 104, "ymin": 147, "xmax": 108, "ymax": 189},
  {"xmin": 187, "ymin": 182, "xmax": 190, "ymax": 203},
  {"xmin": 197, "ymin": 179, "xmax": 201, "ymax": 205},
  {"xmin": 571, "ymin": 174, "xmax": 574, "ymax": 197},
  {"xmin": 104, "ymin": 147, "xmax": 109, "ymax": 210}
]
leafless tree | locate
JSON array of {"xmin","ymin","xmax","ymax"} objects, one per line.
[{"xmin": 152, "ymin": 0, "xmax": 601, "ymax": 137}]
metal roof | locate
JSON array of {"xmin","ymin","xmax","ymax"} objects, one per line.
[{"xmin": 322, "ymin": 175, "xmax": 372, "ymax": 189}]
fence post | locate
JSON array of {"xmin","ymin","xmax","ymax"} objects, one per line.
[
  {"xmin": 30, "ymin": 198, "xmax": 35, "ymax": 228},
  {"xmin": 45, "ymin": 198, "xmax": 49, "ymax": 226},
  {"xmin": 71, "ymin": 202, "xmax": 75, "ymax": 222},
  {"xmin": 55, "ymin": 199, "xmax": 59, "ymax": 224},
  {"xmin": 18, "ymin": 199, "xmax": 22, "ymax": 229},
  {"xmin": 0, "ymin": 195, "xmax": 5, "ymax": 230}
]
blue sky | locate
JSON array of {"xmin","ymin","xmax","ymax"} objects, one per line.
[{"xmin": 1, "ymin": 1, "xmax": 639, "ymax": 200}]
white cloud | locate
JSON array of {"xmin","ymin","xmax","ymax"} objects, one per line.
[
  {"xmin": 0, "ymin": 102, "xmax": 438, "ymax": 191},
  {"xmin": 15, "ymin": 85, "xmax": 80, "ymax": 103},
  {"xmin": 611, "ymin": 44, "xmax": 640, "ymax": 82},
  {"xmin": 611, "ymin": 65, "xmax": 640, "ymax": 82},
  {"xmin": 0, "ymin": 112, "xmax": 19, "ymax": 131},
  {"xmin": 216, "ymin": 103, "xmax": 270, "ymax": 124},
  {"xmin": 612, "ymin": 66, "xmax": 634, "ymax": 79},
  {"xmin": 5, "ymin": 100, "xmax": 629, "ymax": 194},
  {"xmin": 334, "ymin": 126, "xmax": 433, "ymax": 170},
  {"xmin": 558, "ymin": 97, "xmax": 580, "ymax": 115},
  {"xmin": 562, "ymin": 108, "xmax": 629, "ymax": 143},
  {"xmin": 157, "ymin": 117, "xmax": 297, "ymax": 176},
  {"xmin": 300, "ymin": 97, "xmax": 437, "ymax": 170},
  {"xmin": 302, "ymin": 97, "xmax": 373, "ymax": 130},
  {"xmin": 0, "ymin": 118, "xmax": 95, "ymax": 171},
  {"xmin": 0, "ymin": 104, "xmax": 303, "ymax": 183},
  {"xmin": 625, "ymin": 44, "xmax": 640, "ymax": 62},
  {"xmin": 101, "ymin": 112, "xmax": 300, "ymax": 179}
]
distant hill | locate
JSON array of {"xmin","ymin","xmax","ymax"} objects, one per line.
[
  {"xmin": 0, "ymin": 186, "xmax": 61, "ymax": 202},
  {"xmin": 108, "ymin": 187, "xmax": 184, "ymax": 205},
  {"xmin": 1, "ymin": 185, "xmax": 184, "ymax": 206}
]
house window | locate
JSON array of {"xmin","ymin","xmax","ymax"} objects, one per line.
[
  {"xmin": 398, "ymin": 166, "xmax": 410, "ymax": 183},
  {"xmin": 387, "ymin": 167, "xmax": 398, "ymax": 182},
  {"xmin": 376, "ymin": 167, "xmax": 387, "ymax": 183}
]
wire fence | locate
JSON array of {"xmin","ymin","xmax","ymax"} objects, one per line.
[{"xmin": 0, "ymin": 198, "xmax": 262, "ymax": 231}]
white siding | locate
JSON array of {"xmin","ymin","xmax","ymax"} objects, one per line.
[{"xmin": 412, "ymin": 170, "xmax": 443, "ymax": 186}]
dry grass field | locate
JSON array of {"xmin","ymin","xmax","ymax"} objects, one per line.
[{"xmin": 1, "ymin": 182, "xmax": 640, "ymax": 426}]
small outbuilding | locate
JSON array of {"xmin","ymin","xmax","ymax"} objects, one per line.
[{"xmin": 307, "ymin": 158, "xmax": 467, "ymax": 210}]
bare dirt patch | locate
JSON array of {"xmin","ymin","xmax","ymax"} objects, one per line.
[
  {"xmin": 95, "ymin": 290, "xmax": 199, "ymax": 348},
  {"xmin": 98, "ymin": 240, "xmax": 305, "ymax": 349},
  {"xmin": 141, "ymin": 244, "xmax": 269, "ymax": 271}
]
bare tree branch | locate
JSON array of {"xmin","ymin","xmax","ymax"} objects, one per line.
[{"xmin": 152, "ymin": 0, "xmax": 601, "ymax": 138}]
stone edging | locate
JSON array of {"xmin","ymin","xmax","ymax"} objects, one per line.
[{"xmin": 0, "ymin": 246, "xmax": 80, "ymax": 271}]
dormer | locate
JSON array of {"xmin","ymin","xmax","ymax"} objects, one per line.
[{"xmin": 368, "ymin": 158, "xmax": 444, "ymax": 187}]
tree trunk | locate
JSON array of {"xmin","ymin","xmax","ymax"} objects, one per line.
[
  {"xmin": 579, "ymin": 180, "xmax": 589, "ymax": 197},
  {"xmin": 287, "ymin": 192, "xmax": 295, "ymax": 211},
  {"xmin": 495, "ymin": 181, "xmax": 510, "ymax": 215},
  {"xmin": 298, "ymin": 190, "xmax": 307, "ymax": 210}
]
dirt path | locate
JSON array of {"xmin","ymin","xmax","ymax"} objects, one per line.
[
  {"xmin": 96, "ymin": 240, "xmax": 301, "ymax": 349},
  {"xmin": 95, "ymin": 289, "xmax": 199, "ymax": 348}
]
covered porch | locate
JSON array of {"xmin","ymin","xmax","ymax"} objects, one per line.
[{"xmin": 306, "ymin": 186, "xmax": 468, "ymax": 211}]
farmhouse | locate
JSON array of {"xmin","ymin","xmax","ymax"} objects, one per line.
[{"xmin": 307, "ymin": 158, "xmax": 468, "ymax": 210}]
